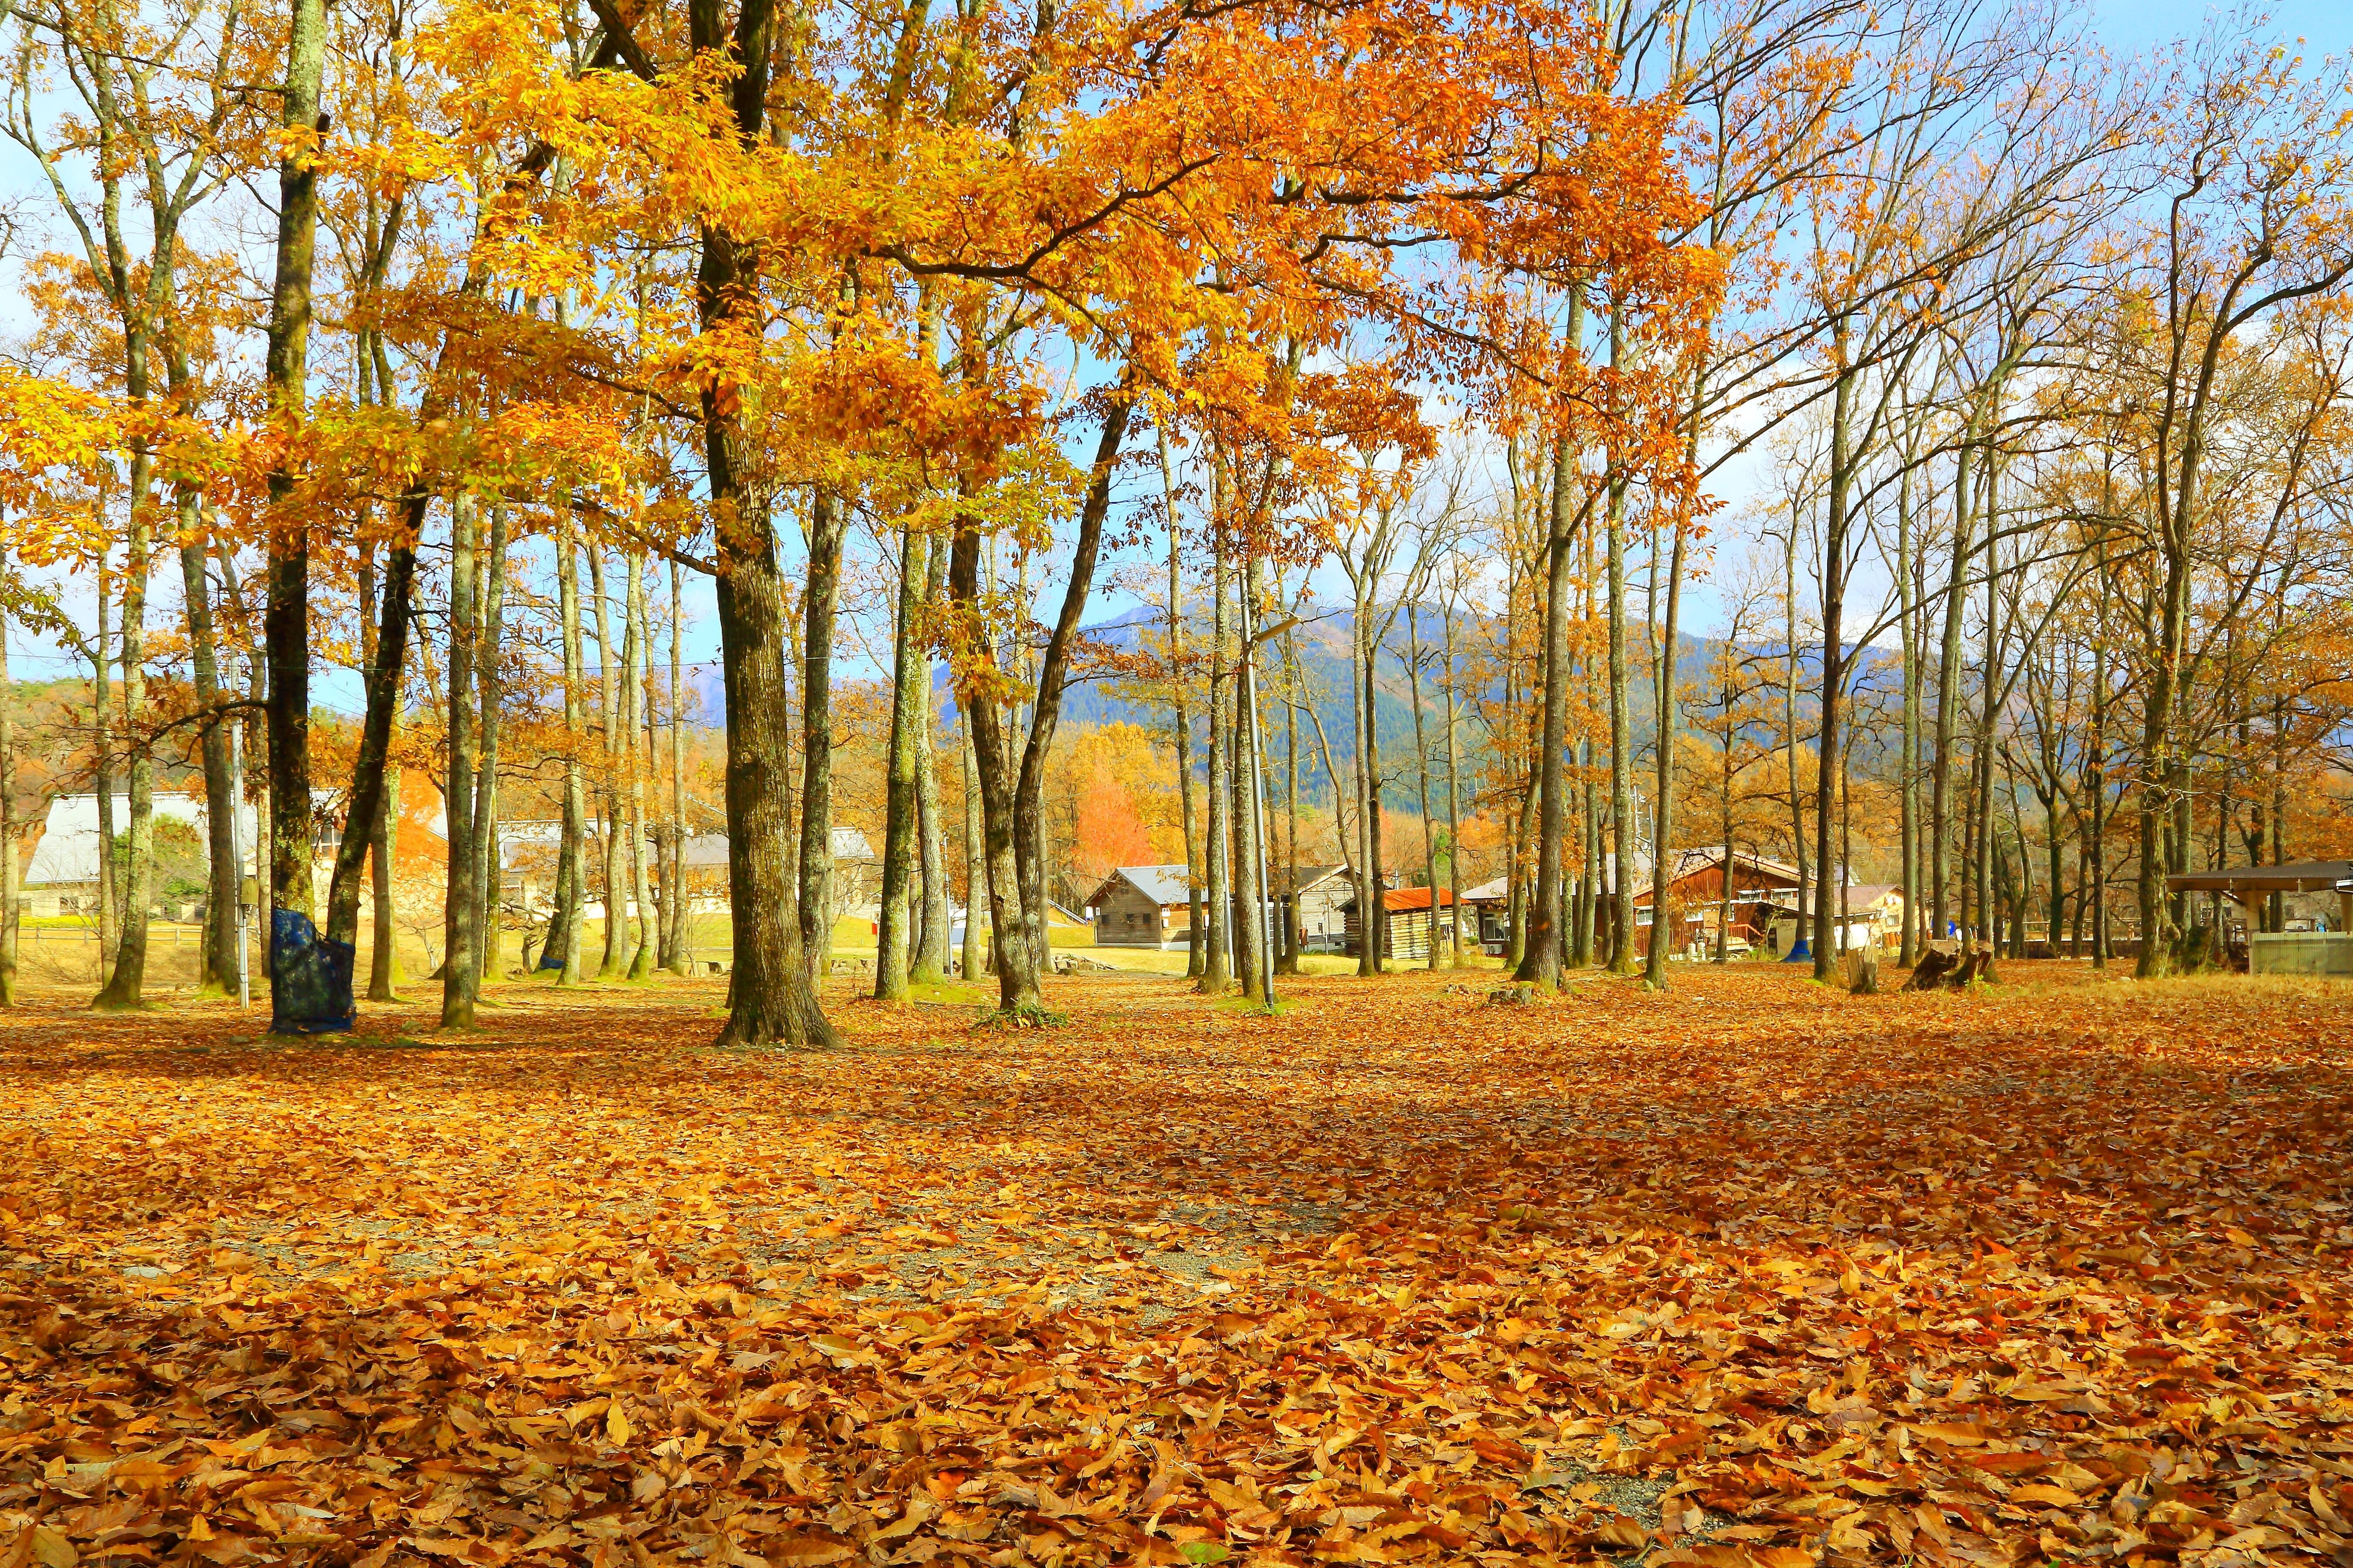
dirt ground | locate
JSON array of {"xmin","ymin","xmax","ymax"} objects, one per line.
[{"xmin": 2, "ymin": 962, "xmax": 2350, "ymax": 1568}]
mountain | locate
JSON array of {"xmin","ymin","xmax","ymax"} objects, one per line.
[{"xmin": 670, "ymin": 600, "xmax": 1896, "ymax": 809}]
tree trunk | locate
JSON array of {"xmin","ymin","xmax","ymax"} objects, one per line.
[
  {"xmin": 1811, "ymin": 356, "xmax": 1855, "ymax": 980},
  {"xmin": 1931, "ymin": 437, "xmax": 1976, "ymax": 945},
  {"xmin": 1229, "ymin": 681, "xmax": 1254, "ymax": 997},
  {"xmin": 946, "ymin": 386, "xmax": 1130, "ymax": 1015},
  {"xmin": 94, "ymin": 564, "xmax": 117, "ymax": 969},
  {"xmin": 912, "ymin": 541, "xmax": 951, "ymax": 980},
  {"xmin": 1644, "ymin": 510, "xmax": 1688, "ymax": 987},
  {"xmin": 707, "ymin": 495, "xmax": 834, "ymax": 1047},
  {"xmin": 1606, "ymin": 467, "xmax": 1635, "ymax": 974},
  {"xmin": 949, "ymin": 528, "xmax": 1043, "ymax": 1015},
  {"xmin": 1575, "ymin": 738, "xmax": 1597, "ymax": 966},
  {"xmin": 2135, "ymin": 550, "xmax": 2190, "ymax": 976},
  {"xmin": 659, "ymin": 567, "xmax": 687, "ymax": 970},
  {"xmin": 1406, "ymin": 603, "xmax": 1439, "ymax": 971},
  {"xmin": 668, "ymin": 557, "xmax": 694, "ymax": 973},
  {"xmin": 1783, "ymin": 510, "xmax": 1807, "ymax": 956},
  {"xmin": 0, "ymin": 546, "xmax": 15, "ymax": 1007},
  {"xmin": 590, "ymin": 547, "xmax": 624, "ymax": 976},
  {"xmin": 1442, "ymin": 601, "xmax": 1465, "ymax": 966},
  {"xmin": 260, "ymin": 0, "xmax": 325, "ymax": 1020},
  {"xmin": 798, "ymin": 490, "xmax": 846, "ymax": 982},
  {"xmin": 1184, "ymin": 836, "xmax": 1207, "ymax": 975},
  {"xmin": 441, "ymin": 493, "xmax": 481, "ymax": 1027},
  {"xmin": 1005, "ymin": 391, "xmax": 1133, "ymax": 1005},
  {"xmin": 97, "ymin": 485, "xmax": 154, "ymax": 1007},
  {"xmin": 1897, "ymin": 455, "xmax": 1921, "ymax": 965},
  {"xmin": 180, "ymin": 526, "xmax": 238, "ymax": 992},
  {"xmin": 1515, "ymin": 438, "xmax": 1576, "ymax": 987},
  {"xmin": 1281, "ymin": 628, "xmax": 1303, "ymax": 973},
  {"xmin": 237, "ymin": 568, "xmax": 271, "ymax": 962},
  {"xmin": 624, "ymin": 552, "xmax": 655, "ymax": 979},
  {"xmin": 1236, "ymin": 558, "xmax": 1271, "ymax": 1002},
  {"xmin": 960, "ymin": 718, "xmax": 986, "ymax": 980},
  {"xmin": 474, "ymin": 506, "xmax": 510, "ymax": 984},
  {"xmin": 1719, "ymin": 713, "xmax": 1736, "ymax": 964},
  {"xmin": 325, "ymin": 538, "xmax": 415, "ymax": 953},
  {"xmin": 877, "ymin": 527, "xmax": 929, "ymax": 999},
  {"xmin": 1203, "ymin": 535, "xmax": 1232, "ymax": 992},
  {"xmin": 1975, "ymin": 473, "xmax": 2002, "ymax": 955},
  {"xmin": 371, "ymin": 767, "xmax": 400, "ymax": 998},
  {"xmin": 1164, "ymin": 442, "xmax": 1204, "ymax": 979},
  {"xmin": 553, "ymin": 525, "xmax": 587, "ymax": 984}
]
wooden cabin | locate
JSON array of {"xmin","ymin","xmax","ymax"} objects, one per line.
[
  {"xmin": 1284, "ymin": 864, "xmax": 1357, "ymax": 952},
  {"xmin": 1465, "ymin": 850, "xmax": 1806, "ymax": 959},
  {"xmin": 1630, "ymin": 848, "xmax": 1804, "ymax": 957},
  {"xmin": 1762, "ymin": 884, "xmax": 1904, "ymax": 956},
  {"xmin": 1461, "ymin": 877, "xmax": 1512, "ymax": 954},
  {"xmin": 1085, "ymin": 862, "xmax": 1372, "ymax": 954},
  {"xmin": 1342, "ymin": 885, "xmax": 1463, "ymax": 961},
  {"xmin": 1084, "ymin": 864, "xmax": 1194, "ymax": 948}
]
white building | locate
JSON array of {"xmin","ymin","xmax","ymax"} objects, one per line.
[{"xmin": 21, "ymin": 791, "xmax": 263, "ymax": 918}]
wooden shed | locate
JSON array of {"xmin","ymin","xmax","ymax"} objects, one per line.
[
  {"xmin": 1632, "ymin": 848, "xmax": 1804, "ymax": 955},
  {"xmin": 1083, "ymin": 864, "xmax": 1194, "ymax": 948},
  {"xmin": 1760, "ymin": 884, "xmax": 1904, "ymax": 957},
  {"xmin": 1283, "ymin": 864, "xmax": 1356, "ymax": 952},
  {"xmin": 1461, "ymin": 876, "xmax": 1511, "ymax": 954},
  {"xmin": 2168, "ymin": 860, "xmax": 2353, "ymax": 975},
  {"xmin": 1342, "ymin": 885, "xmax": 1463, "ymax": 961}
]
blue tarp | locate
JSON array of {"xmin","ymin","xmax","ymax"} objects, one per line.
[{"xmin": 270, "ymin": 907, "xmax": 356, "ymax": 1034}]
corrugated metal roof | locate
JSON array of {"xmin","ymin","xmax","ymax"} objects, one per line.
[{"xmin": 1086, "ymin": 864, "xmax": 1193, "ymax": 908}]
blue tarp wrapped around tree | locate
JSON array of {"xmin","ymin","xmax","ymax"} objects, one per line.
[{"xmin": 270, "ymin": 907, "xmax": 356, "ymax": 1033}]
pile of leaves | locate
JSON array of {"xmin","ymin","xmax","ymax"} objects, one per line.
[{"xmin": 2, "ymin": 965, "xmax": 2350, "ymax": 1568}]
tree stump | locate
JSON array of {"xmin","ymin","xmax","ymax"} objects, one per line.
[{"xmin": 1905, "ymin": 948, "xmax": 1957, "ymax": 991}]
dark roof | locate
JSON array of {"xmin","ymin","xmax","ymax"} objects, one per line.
[
  {"xmin": 1085, "ymin": 864, "xmax": 1192, "ymax": 908},
  {"xmin": 1283, "ymin": 863, "xmax": 1352, "ymax": 895},
  {"xmin": 2169, "ymin": 861, "xmax": 2353, "ymax": 894}
]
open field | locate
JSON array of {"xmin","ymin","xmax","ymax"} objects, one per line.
[
  {"xmin": 3, "ymin": 963, "xmax": 2350, "ymax": 1568},
  {"xmin": 5, "ymin": 913, "xmax": 1027, "ymax": 994}
]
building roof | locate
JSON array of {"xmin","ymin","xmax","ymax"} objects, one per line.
[
  {"xmin": 1086, "ymin": 864, "xmax": 1193, "ymax": 909},
  {"xmin": 1659, "ymin": 847, "xmax": 1804, "ymax": 885},
  {"xmin": 678, "ymin": 827, "xmax": 872, "ymax": 870},
  {"xmin": 2168, "ymin": 860, "xmax": 2353, "ymax": 895},
  {"xmin": 1461, "ymin": 876, "xmax": 1509, "ymax": 904},
  {"xmin": 1342, "ymin": 885, "xmax": 1461, "ymax": 913},
  {"xmin": 1283, "ymin": 863, "xmax": 1353, "ymax": 896},
  {"xmin": 25, "ymin": 791, "xmax": 261, "ymax": 886},
  {"xmin": 1622, "ymin": 848, "xmax": 1839, "ymax": 901},
  {"xmin": 1760, "ymin": 884, "xmax": 1903, "ymax": 915}
]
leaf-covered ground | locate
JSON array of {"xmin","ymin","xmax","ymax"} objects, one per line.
[{"xmin": 3, "ymin": 965, "xmax": 2351, "ymax": 1568}]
